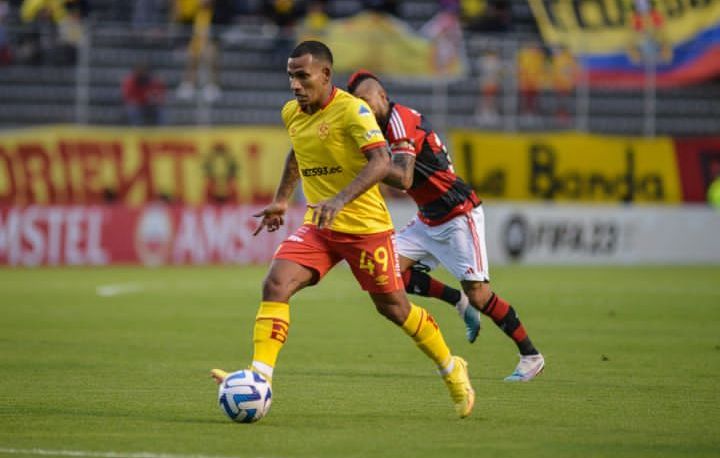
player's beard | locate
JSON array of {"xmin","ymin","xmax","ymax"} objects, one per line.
[{"xmin": 294, "ymin": 93, "xmax": 309, "ymax": 109}]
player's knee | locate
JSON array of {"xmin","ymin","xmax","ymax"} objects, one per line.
[
  {"xmin": 375, "ymin": 303, "xmax": 407, "ymax": 325},
  {"xmin": 369, "ymin": 290, "xmax": 410, "ymax": 324},
  {"xmin": 463, "ymin": 281, "xmax": 493, "ymax": 310},
  {"xmin": 262, "ymin": 275, "xmax": 293, "ymax": 302}
]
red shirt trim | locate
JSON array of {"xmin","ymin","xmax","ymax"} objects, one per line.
[
  {"xmin": 360, "ymin": 141, "xmax": 388, "ymax": 153},
  {"xmin": 298, "ymin": 86, "xmax": 338, "ymax": 114},
  {"xmin": 320, "ymin": 86, "xmax": 338, "ymax": 110},
  {"xmin": 390, "ymin": 146, "xmax": 415, "ymax": 155}
]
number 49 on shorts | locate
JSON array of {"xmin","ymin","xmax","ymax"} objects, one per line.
[{"xmin": 359, "ymin": 246, "xmax": 389, "ymax": 278}]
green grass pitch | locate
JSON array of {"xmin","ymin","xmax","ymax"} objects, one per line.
[{"xmin": 1, "ymin": 265, "xmax": 719, "ymax": 458}]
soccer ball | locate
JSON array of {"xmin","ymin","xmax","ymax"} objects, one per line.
[{"xmin": 217, "ymin": 370, "xmax": 272, "ymax": 423}]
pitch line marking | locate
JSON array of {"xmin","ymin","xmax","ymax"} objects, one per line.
[
  {"xmin": 95, "ymin": 283, "xmax": 145, "ymax": 297},
  {"xmin": 0, "ymin": 448, "xmax": 271, "ymax": 458}
]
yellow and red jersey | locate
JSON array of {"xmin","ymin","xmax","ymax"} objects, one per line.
[{"xmin": 281, "ymin": 87, "xmax": 392, "ymax": 235}]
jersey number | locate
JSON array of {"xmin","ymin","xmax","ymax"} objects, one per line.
[{"xmin": 359, "ymin": 247, "xmax": 389, "ymax": 276}]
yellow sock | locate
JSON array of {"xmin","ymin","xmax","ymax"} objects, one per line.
[
  {"xmin": 401, "ymin": 303, "xmax": 452, "ymax": 370},
  {"xmin": 252, "ymin": 301, "xmax": 290, "ymax": 375}
]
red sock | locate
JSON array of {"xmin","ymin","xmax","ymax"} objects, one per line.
[
  {"xmin": 483, "ymin": 294, "xmax": 532, "ymax": 348},
  {"xmin": 427, "ymin": 277, "xmax": 445, "ymax": 299}
]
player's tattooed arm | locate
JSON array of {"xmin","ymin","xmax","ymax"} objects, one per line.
[
  {"xmin": 383, "ymin": 146, "xmax": 415, "ymax": 190},
  {"xmin": 273, "ymin": 149, "xmax": 300, "ymax": 203},
  {"xmin": 335, "ymin": 145, "xmax": 390, "ymax": 206},
  {"xmin": 253, "ymin": 149, "xmax": 299, "ymax": 235}
]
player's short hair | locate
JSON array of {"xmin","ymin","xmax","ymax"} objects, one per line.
[
  {"xmin": 290, "ymin": 41, "xmax": 334, "ymax": 66},
  {"xmin": 347, "ymin": 69, "xmax": 383, "ymax": 94}
]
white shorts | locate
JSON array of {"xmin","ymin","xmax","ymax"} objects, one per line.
[{"xmin": 395, "ymin": 205, "xmax": 490, "ymax": 282}]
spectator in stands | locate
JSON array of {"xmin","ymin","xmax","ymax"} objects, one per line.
[
  {"xmin": 299, "ymin": 0, "xmax": 329, "ymax": 41},
  {"xmin": 169, "ymin": 0, "xmax": 199, "ymax": 52},
  {"xmin": 122, "ymin": 64, "xmax": 167, "ymax": 126},
  {"xmin": 176, "ymin": 0, "xmax": 213, "ymax": 100},
  {"xmin": 475, "ymin": 47, "xmax": 502, "ymax": 123},
  {"xmin": 421, "ymin": 0, "xmax": 464, "ymax": 77},
  {"xmin": 19, "ymin": 0, "xmax": 62, "ymax": 65},
  {"xmin": 459, "ymin": 0, "xmax": 485, "ymax": 28},
  {"xmin": 263, "ymin": 0, "xmax": 305, "ymax": 65},
  {"xmin": 20, "ymin": 0, "xmax": 64, "ymax": 24},
  {"xmin": 56, "ymin": 0, "xmax": 88, "ymax": 64},
  {"xmin": 19, "ymin": 0, "xmax": 87, "ymax": 65},
  {"xmin": 172, "ymin": 0, "xmax": 196, "ymax": 22},
  {"xmin": 550, "ymin": 45, "xmax": 578, "ymax": 124},
  {"xmin": 516, "ymin": 41, "xmax": 545, "ymax": 117},
  {"xmin": 462, "ymin": 0, "xmax": 510, "ymax": 32},
  {"xmin": 176, "ymin": 0, "xmax": 234, "ymax": 103}
]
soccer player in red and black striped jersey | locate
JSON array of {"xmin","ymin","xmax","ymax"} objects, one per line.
[{"xmin": 348, "ymin": 70, "xmax": 544, "ymax": 381}]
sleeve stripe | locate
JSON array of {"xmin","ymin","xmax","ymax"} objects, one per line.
[
  {"xmin": 360, "ymin": 141, "xmax": 388, "ymax": 152},
  {"xmin": 390, "ymin": 108, "xmax": 407, "ymax": 140}
]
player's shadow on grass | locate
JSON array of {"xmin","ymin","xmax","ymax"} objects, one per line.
[
  {"xmin": 35, "ymin": 406, "xmax": 262, "ymax": 425},
  {"xmin": 289, "ymin": 369, "xmax": 435, "ymax": 379},
  {"xmin": 289, "ymin": 368, "xmax": 529, "ymax": 383}
]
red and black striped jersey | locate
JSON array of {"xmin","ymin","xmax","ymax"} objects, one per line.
[{"xmin": 384, "ymin": 102, "xmax": 480, "ymax": 226}]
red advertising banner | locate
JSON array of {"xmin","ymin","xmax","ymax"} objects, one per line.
[
  {"xmin": 673, "ymin": 137, "xmax": 720, "ymax": 202},
  {"xmin": 0, "ymin": 205, "xmax": 306, "ymax": 266}
]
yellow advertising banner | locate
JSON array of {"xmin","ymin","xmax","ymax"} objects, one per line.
[
  {"xmin": 449, "ymin": 131, "xmax": 682, "ymax": 203},
  {"xmin": 529, "ymin": 0, "xmax": 720, "ymax": 54},
  {"xmin": 0, "ymin": 127, "xmax": 684, "ymax": 205},
  {"xmin": 0, "ymin": 125, "xmax": 292, "ymax": 206}
]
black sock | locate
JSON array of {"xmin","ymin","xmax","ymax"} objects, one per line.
[{"xmin": 402, "ymin": 268, "xmax": 462, "ymax": 307}]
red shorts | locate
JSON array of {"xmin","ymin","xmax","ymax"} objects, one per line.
[{"xmin": 273, "ymin": 224, "xmax": 403, "ymax": 293}]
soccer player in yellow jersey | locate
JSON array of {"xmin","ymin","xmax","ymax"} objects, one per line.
[{"xmin": 211, "ymin": 40, "xmax": 475, "ymax": 418}]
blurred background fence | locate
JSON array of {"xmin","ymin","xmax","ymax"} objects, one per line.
[{"xmin": 1, "ymin": 0, "xmax": 719, "ymax": 136}]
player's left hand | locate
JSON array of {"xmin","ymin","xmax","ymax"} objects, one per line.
[{"xmin": 308, "ymin": 197, "xmax": 343, "ymax": 229}]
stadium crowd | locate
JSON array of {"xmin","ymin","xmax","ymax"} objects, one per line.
[{"xmin": 0, "ymin": 0, "xmax": 520, "ymax": 67}]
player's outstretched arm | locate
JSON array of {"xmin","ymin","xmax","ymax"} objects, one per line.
[
  {"xmin": 309, "ymin": 145, "xmax": 390, "ymax": 229},
  {"xmin": 383, "ymin": 149, "xmax": 415, "ymax": 190},
  {"xmin": 253, "ymin": 149, "xmax": 300, "ymax": 235}
]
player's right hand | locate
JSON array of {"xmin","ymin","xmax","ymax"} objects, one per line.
[
  {"xmin": 253, "ymin": 202, "xmax": 288, "ymax": 235},
  {"xmin": 307, "ymin": 196, "xmax": 343, "ymax": 229}
]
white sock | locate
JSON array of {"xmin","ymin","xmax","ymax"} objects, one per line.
[
  {"xmin": 455, "ymin": 293, "xmax": 470, "ymax": 315},
  {"xmin": 251, "ymin": 361, "xmax": 274, "ymax": 379},
  {"xmin": 438, "ymin": 357, "xmax": 455, "ymax": 376}
]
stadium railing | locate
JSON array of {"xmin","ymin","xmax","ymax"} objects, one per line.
[{"xmin": 1, "ymin": 23, "xmax": 719, "ymax": 136}]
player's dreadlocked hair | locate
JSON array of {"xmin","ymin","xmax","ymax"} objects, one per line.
[
  {"xmin": 346, "ymin": 69, "xmax": 382, "ymax": 94},
  {"xmin": 290, "ymin": 41, "xmax": 334, "ymax": 65}
]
